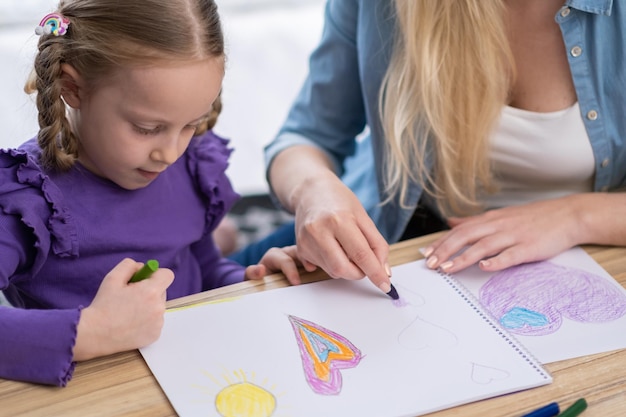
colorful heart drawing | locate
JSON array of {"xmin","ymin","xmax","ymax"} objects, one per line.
[
  {"xmin": 288, "ymin": 315, "xmax": 362, "ymax": 395},
  {"xmin": 480, "ymin": 261, "xmax": 626, "ymax": 336}
]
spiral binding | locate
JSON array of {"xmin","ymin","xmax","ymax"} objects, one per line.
[{"xmin": 436, "ymin": 268, "xmax": 551, "ymax": 380}]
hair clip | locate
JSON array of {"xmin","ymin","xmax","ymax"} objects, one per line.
[{"xmin": 35, "ymin": 13, "xmax": 70, "ymax": 37}]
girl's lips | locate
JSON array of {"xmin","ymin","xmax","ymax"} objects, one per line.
[{"xmin": 137, "ymin": 169, "xmax": 161, "ymax": 181}]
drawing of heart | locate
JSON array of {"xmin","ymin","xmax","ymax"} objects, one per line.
[
  {"xmin": 288, "ymin": 315, "xmax": 362, "ymax": 395},
  {"xmin": 470, "ymin": 363, "xmax": 510, "ymax": 384},
  {"xmin": 479, "ymin": 261, "xmax": 626, "ymax": 336},
  {"xmin": 397, "ymin": 314, "xmax": 458, "ymax": 350}
]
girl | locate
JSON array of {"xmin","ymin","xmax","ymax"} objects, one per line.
[{"xmin": 0, "ymin": 0, "xmax": 301, "ymax": 386}]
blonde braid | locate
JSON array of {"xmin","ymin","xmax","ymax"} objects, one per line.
[
  {"xmin": 25, "ymin": 0, "xmax": 225, "ymax": 171},
  {"xmin": 196, "ymin": 92, "xmax": 222, "ymax": 134},
  {"xmin": 25, "ymin": 36, "xmax": 78, "ymax": 171}
]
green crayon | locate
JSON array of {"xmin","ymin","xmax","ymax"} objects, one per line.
[
  {"xmin": 129, "ymin": 259, "xmax": 159, "ymax": 283},
  {"xmin": 558, "ymin": 398, "xmax": 587, "ymax": 417}
]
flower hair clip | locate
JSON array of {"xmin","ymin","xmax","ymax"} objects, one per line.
[{"xmin": 35, "ymin": 13, "xmax": 70, "ymax": 36}]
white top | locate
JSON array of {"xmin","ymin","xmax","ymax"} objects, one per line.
[{"xmin": 481, "ymin": 102, "xmax": 595, "ymax": 209}]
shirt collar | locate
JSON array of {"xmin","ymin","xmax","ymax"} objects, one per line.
[{"xmin": 565, "ymin": 0, "xmax": 613, "ymax": 16}]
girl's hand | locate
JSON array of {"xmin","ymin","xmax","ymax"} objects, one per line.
[
  {"xmin": 244, "ymin": 245, "xmax": 314, "ymax": 285},
  {"xmin": 423, "ymin": 195, "xmax": 588, "ymax": 274},
  {"xmin": 73, "ymin": 258, "xmax": 174, "ymax": 361}
]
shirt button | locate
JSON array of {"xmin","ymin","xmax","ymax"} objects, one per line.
[
  {"xmin": 570, "ymin": 46, "xmax": 582, "ymax": 57},
  {"xmin": 587, "ymin": 109, "xmax": 598, "ymax": 120},
  {"xmin": 560, "ymin": 7, "xmax": 571, "ymax": 17},
  {"xmin": 600, "ymin": 158, "xmax": 610, "ymax": 168}
]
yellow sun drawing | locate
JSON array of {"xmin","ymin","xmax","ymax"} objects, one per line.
[
  {"xmin": 215, "ymin": 381, "xmax": 275, "ymax": 417},
  {"xmin": 199, "ymin": 369, "xmax": 287, "ymax": 417}
]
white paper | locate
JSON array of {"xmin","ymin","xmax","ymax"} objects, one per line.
[
  {"xmin": 140, "ymin": 261, "xmax": 550, "ymax": 417},
  {"xmin": 452, "ymin": 246, "xmax": 626, "ymax": 364}
]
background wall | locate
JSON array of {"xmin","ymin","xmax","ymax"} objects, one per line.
[{"xmin": 0, "ymin": 0, "xmax": 325, "ymax": 195}]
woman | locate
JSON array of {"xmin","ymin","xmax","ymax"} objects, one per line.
[{"xmin": 265, "ymin": 0, "xmax": 626, "ymax": 291}]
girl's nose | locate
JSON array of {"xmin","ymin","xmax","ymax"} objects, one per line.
[{"xmin": 150, "ymin": 135, "xmax": 181, "ymax": 166}]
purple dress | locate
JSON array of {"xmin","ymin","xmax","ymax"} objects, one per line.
[{"xmin": 0, "ymin": 131, "xmax": 244, "ymax": 386}]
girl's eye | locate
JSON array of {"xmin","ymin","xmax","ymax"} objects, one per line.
[{"xmin": 133, "ymin": 125, "xmax": 162, "ymax": 135}]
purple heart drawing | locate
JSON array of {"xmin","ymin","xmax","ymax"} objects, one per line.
[{"xmin": 479, "ymin": 261, "xmax": 626, "ymax": 336}]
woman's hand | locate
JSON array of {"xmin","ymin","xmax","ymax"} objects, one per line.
[
  {"xmin": 291, "ymin": 170, "xmax": 391, "ymax": 291},
  {"xmin": 73, "ymin": 258, "xmax": 174, "ymax": 361},
  {"xmin": 268, "ymin": 145, "xmax": 391, "ymax": 294},
  {"xmin": 423, "ymin": 195, "xmax": 591, "ymax": 274}
]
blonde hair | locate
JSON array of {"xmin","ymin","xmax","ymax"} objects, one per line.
[
  {"xmin": 380, "ymin": 0, "xmax": 514, "ymax": 217},
  {"xmin": 24, "ymin": 0, "xmax": 225, "ymax": 171}
]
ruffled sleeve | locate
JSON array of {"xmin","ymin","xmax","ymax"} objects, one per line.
[
  {"xmin": 0, "ymin": 142, "xmax": 81, "ymax": 386},
  {"xmin": 185, "ymin": 131, "xmax": 240, "ymax": 235},
  {"xmin": 185, "ymin": 131, "xmax": 245, "ymax": 287},
  {"xmin": 0, "ymin": 306, "xmax": 80, "ymax": 386},
  {"xmin": 0, "ymin": 144, "xmax": 78, "ymax": 275}
]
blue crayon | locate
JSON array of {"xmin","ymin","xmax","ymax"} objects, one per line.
[{"xmin": 521, "ymin": 402, "xmax": 560, "ymax": 417}]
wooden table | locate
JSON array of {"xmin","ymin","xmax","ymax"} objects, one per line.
[{"xmin": 1, "ymin": 233, "xmax": 625, "ymax": 416}]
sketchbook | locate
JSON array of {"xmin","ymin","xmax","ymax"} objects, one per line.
[
  {"xmin": 451, "ymin": 246, "xmax": 626, "ymax": 364},
  {"xmin": 140, "ymin": 260, "xmax": 551, "ymax": 417}
]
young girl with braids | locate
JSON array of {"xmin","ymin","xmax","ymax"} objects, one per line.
[
  {"xmin": 0, "ymin": 0, "xmax": 303, "ymax": 386},
  {"xmin": 265, "ymin": 0, "xmax": 626, "ymax": 292}
]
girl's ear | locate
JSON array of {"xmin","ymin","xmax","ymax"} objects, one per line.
[{"xmin": 59, "ymin": 63, "xmax": 84, "ymax": 109}]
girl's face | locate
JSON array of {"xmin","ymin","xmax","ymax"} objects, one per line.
[{"xmin": 70, "ymin": 57, "xmax": 223, "ymax": 190}]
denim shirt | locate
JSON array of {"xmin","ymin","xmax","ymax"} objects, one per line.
[{"xmin": 265, "ymin": 0, "xmax": 626, "ymax": 243}]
